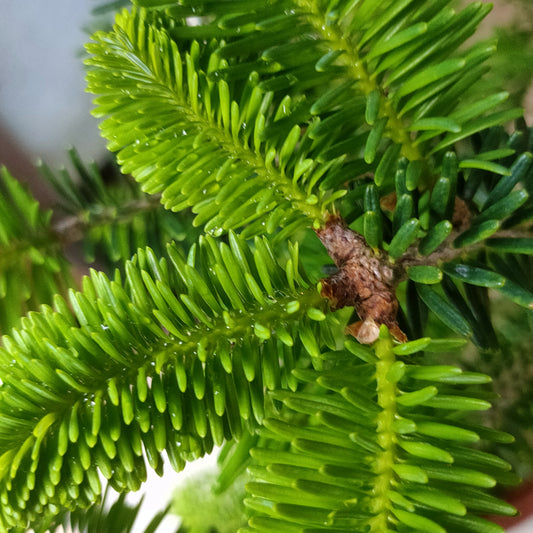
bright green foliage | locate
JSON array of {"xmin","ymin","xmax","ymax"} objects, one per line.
[
  {"xmin": 0, "ymin": 1, "xmax": 532, "ymax": 532},
  {"xmin": 85, "ymin": 9, "xmax": 342, "ymax": 240},
  {"xmin": 0, "ymin": 235, "xmax": 330, "ymax": 531},
  {"xmin": 243, "ymin": 329, "xmax": 516, "ymax": 533},
  {"xmin": 131, "ymin": 0, "xmax": 520, "ymax": 167},
  {"xmin": 0, "ymin": 168, "xmax": 72, "ymax": 334}
]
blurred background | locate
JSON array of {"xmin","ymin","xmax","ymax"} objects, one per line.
[
  {"xmin": 1, "ymin": 0, "xmax": 532, "ymax": 531},
  {"xmin": 0, "ymin": 1, "xmax": 106, "ymax": 201}
]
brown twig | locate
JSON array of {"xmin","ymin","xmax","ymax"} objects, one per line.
[
  {"xmin": 315, "ymin": 214, "xmax": 407, "ymax": 344},
  {"xmin": 315, "ymin": 213, "xmax": 533, "ymax": 344}
]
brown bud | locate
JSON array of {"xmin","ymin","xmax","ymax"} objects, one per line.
[{"xmin": 315, "ymin": 215, "xmax": 406, "ymax": 344}]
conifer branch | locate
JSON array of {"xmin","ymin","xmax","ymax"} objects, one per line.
[
  {"xmin": 0, "ymin": 234, "xmax": 333, "ymax": 529},
  {"xmin": 1, "ymin": 2, "xmax": 532, "ymax": 532},
  {"xmin": 85, "ymin": 10, "xmax": 339, "ymax": 239},
  {"xmin": 368, "ymin": 332, "xmax": 399, "ymax": 532},
  {"xmin": 51, "ymin": 196, "xmax": 162, "ymax": 246},
  {"xmin": 295, "ymin": 0, "xmax": 423, "ymax": 162}
]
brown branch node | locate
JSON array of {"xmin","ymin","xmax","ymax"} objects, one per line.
[{"xmin": 315, "ymin": 215, "xmax": 407, "ymax": 345}]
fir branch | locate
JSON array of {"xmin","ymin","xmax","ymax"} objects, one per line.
[
  {"xmin": 292, "ymin": 0, "xmax": 423, "ymax": 162},
  {"xmin": 85, "ymin": 9, "xmax": 344, "ymax": 240},
  {"xmin": 51, "ymin": 195, "xmax": 161, "ymax": 246},
  {"xmin": 242, "ymin": 328, "xmax": 517, "ymax": 532},
  {"xmin": 0, "ymin": 2, "xmax": 531, "ymax": 532},
  {"xmin": 368, "ymin": 332, "xmax": 399, "ymax": 532},
  {"xmin": 136, "ymin": 0, "xmax": 522, "ymax": 189},
  {"xmin": 0, "ymin": 234, "xmax": 331, "ymax": 529},
  {"xmin": 0, "ymin": 167, "xmax": 72, "ymax": 333},
  {"xmin": 40, "ymin": 149, "xmax": 197, "ymax": 264}
]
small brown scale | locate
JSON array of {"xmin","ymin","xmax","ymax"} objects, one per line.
[{"xmin": 315, "ymin": 215, "xmax": 407, "ymax": 344}]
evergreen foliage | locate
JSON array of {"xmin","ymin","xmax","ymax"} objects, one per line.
[
  {"xmin": 0, "ymin": 168, "xmax": 72, "ymax": 334},
  {"xmin": 0, "ymin": 1, "xmax": 532, "ymax": 532},
  {"xmin": 54, "ymin": 484, "xmax": 172, "ymax": 533}
]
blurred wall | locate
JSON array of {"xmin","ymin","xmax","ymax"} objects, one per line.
[{"xmin": 0, "ymin": 0, "xmax": 106, "ymax": 173}]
